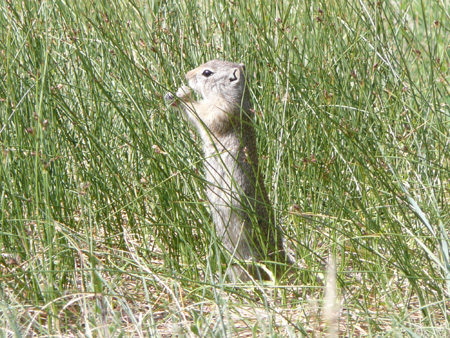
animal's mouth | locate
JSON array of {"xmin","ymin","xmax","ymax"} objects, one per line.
[{"xmin": 187, "ymin": 80, "xmax": 203, "ymax": 99}]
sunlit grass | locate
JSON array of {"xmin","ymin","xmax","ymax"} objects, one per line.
[{"xmin": 1, "ymin": 0, "xmax": 449, "ymax": 336}]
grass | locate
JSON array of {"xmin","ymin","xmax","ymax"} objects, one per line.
[{"xmin": 1, "ymin": 0, "xmax": 449, "ymax": 336}]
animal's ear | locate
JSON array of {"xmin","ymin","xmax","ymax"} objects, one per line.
[{"xmin": 229, "ymin": 68, "xmax": 241, "ymax": 82}]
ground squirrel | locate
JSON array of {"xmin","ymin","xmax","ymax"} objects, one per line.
[{"xmin": 165, "ymin": 60, "xmax": 288, "ymax": 281}]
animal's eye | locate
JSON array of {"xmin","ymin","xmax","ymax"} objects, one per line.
[{"xmin": 202, "ymin": 69, "xmax": 213, "ymax": 77}]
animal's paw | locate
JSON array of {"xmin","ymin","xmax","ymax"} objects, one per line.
[
  {"xmin": 176, "ymin": 85, "xmax": 191, "ymax": 99},
  {"xmin": 164, "ymin": 92, "xmax": 175, "ymax": 103},
  {"xmin": 165, "ymin": 86, "xmax": 191, "ymax": 107}
]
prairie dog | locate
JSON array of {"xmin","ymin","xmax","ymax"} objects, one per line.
[{"xmin": 165, "ymin": 60, "xmax": 288, "ymax": 281}]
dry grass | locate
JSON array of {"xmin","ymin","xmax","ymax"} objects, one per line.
[{"xmin": 2, "ymin": 217, "xmax": 449, "ymax": 336}]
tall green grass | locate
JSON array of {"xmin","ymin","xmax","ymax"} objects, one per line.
[{"xmin": 1, "ymin": 0, "xmax": 449, "ymax": 336}]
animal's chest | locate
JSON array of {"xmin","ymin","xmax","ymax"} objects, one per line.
[
  {"xmin": 204, "ymin": 151, "xmax": 239, "ymax": 189},
  {"xmin": 203, "ymin": 147, "xmax": 250, "ymax": 201}
]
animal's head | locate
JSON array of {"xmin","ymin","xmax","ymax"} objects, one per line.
[{"xmin": 185, "ymin": 60, "xmax": 249, "ymax": 107}]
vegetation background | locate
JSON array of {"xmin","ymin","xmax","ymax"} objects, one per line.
[{"xmin": 1, "ymin": 0, "xmax": 449, "ymax": 336}]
